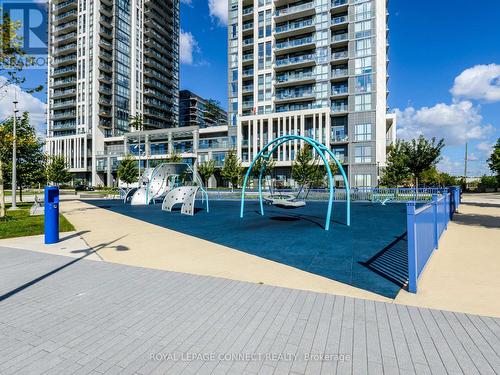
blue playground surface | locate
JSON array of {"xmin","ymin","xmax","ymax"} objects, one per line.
[{"xmin": 87, "ymin": 199, "xmax": 408, "ymax": 298}]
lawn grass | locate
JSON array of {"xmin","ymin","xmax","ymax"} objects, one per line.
[{"xmin": 0, "ymin": 203, "xmax": 75, "ymax": 240}]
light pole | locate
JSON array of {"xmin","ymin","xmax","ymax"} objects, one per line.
[{"xmin": 9, "ymin": 96, "xmax": 19, "ymax": 210}]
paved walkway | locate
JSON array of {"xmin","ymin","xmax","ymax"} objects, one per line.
[
  {"xmin": 394, "ymin": 193, "xmax": 500, "ymax": 317},
  {"xmin": 1, "ymin": 247, "xmax": 499, "ymax": 375}
]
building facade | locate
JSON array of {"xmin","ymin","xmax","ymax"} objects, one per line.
[
  {"xmin": 179, "ymin": 90, "xmax": 228, "ymax": 128},
  {"xmin": 46, "ymin": 0, "xmax": 180, "ymax": 186},
  {"xmin": 228, "ymin": 0, "xmax": 395, "ymax": 187}
]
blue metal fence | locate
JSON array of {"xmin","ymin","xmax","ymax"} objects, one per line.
[{"xmin": 406, "ymin": 189, "xmax": 460, "ymax": 293}]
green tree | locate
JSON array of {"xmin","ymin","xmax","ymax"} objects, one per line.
[
  {"xmin": 198, "ymin": 160, "xmax": 216, "ymax": 187},
  {"xmin": 488, "ymin": 138, "xmax": 500, "ymax": 185},
  {"xmin": 117, "ymin": 154, "xmax": 139, "ymax": 188},
  {"xmin": 46, "ymin": 155, "xmax": 72, "ymax": 186},
  {"xmin": 479, "ymin": 175, "xmax": 498, "ymax": 189},
  {"xmin": 380, "ymin": 141, "xmax": 411, "ymax": 187},
  {"xmin": 291, "ymin": 144, "xmax": 320, "ymax": 188},
  {"xmin": 221, "ymin": 149, "xmax": 242, "ymax": 191},
  {"xmin": 1, "ymin": 113, "xmax": 46, "ymax": 201},
  {"xmin": 251, "ymin": 156, "xmax": 275, "ymax": 178},
  {"xmin": 167, "ymin": 152, "xmax": 182, "ymax": 162},
  {"xmin": 405, "ymin": 136, "xmax": 444, "ymax": 187}
]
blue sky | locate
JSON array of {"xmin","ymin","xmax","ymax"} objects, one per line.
[{"xmin": 3, "ymin": 0, "xmax": 499, "ymax": 176}]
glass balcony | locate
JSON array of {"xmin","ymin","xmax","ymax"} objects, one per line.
[
  {"xmin": 332, "ymin": 68, "xmax": 348, "ymax": 78},
  {"xmin": 54, "ymin": 0, "xmax": 76, "ymax": 11},
  {"xmin": 54, "ymin": 32, "xmax": 76, "ymax": 43},
  {"xmin": 276, "ymin": 2, "xmax": 314, "ymax": 17},
  {"xmin": 54, "ymin": 21, "xmax": 76, "ymax": 32},
  {"xmin": 276, "ymin": 53, "xmax": 315, "ymax": 67},
  {"xmin": 52, "ymin": 100, "xmax": 76, "ymax": 108},
  {"xmin": 331, "ymin": 101, "xmax": 348, "ymax": 112},
  {"xmin": 276, "ymin": 70, "xmax": 314, "ymax": 84},
  {"xmin": 242, "ymin": 7, "xmax": 253, "ymax": 15},
  {"xmin": 242, "ymin": 53, "xmax": 254, "ymax": 61},
  {"xmin": 276, "ymin": 36, "xmax": 314, "ymax": 50},
  {"xmin": 276, "ymin": 87, "xmax": 315, "ymax": 100},
  {"xmin": 242, "ymin": 22, "xmax": 254, "ymax": 31},
  {"xmin": 332, "ymin": 50, "xmax": 348, "ymax": 60},
  {"xmin": 243, "ymin": 38, "xmax": 254, "ymax": 46},
  {"xmin": 331, "ymin": 15, "xmax": 348, "ymax": 25},
  {"xmin": 331, "ymin": 85, "xmax": 348, "ymax": 95},
  {"xmin": 55, "ymin": 9, "xmax": 76, "ymax": 21},
  {"xmin": 242, "ymin": 101, "xmax": 254, "ymax": 109},
  {"xmin": 242, "ymin": 69, "xmax": 254, "ymax": 77},
  {"xmin": 332, "ymin": 33, "xmax": 348, "ymax": 43},
  {"xmin": 332, "ymin": 0, "xmax": 347, "ymax": 7},
  {"xmin": 275, "ymin": 18, "xmax": 314, "ymax": 34},
  {"xmin": 242, "ymin": 85, "xmax": 254, "ymax": 93}
]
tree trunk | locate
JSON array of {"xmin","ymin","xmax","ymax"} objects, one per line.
[
  {"xmin": 19, "ymin": 185, "xmax": 23, "ymax": 202},
  {"xmin": 0, "ymin": 158, "xmax": 5, "ymax": 218}
]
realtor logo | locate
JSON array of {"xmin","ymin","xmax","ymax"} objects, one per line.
[{"xmin": 1, "ymin": 1, "xmax": 48, "ymax": 67}]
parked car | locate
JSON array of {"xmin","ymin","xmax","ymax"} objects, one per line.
[{"xmin": 75, "ymin": 184, "xmax": 94, "ymax": 192}]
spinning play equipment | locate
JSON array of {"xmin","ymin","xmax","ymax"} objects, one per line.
[{"xmin": 240, "ymin": 135, "xmax": 350, "ymax": 230}]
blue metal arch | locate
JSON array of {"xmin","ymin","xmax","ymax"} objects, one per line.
[{"xmin": 240, "ymin": 135, "xmax": 350, "ymax": 230}]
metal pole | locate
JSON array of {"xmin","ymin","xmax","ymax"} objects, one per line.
[{"xmin": 10, "ymin": 97, "xmax": 19, "ymax": 210}]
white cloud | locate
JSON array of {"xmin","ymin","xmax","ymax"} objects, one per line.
[
  {"xmin": 180, "ymin": 0, "xmax": 192, "ymax": 4},
  {"xmin": 208, "ymin": 0, "xmax": 228, "ymax": 25},
  {"xmin": 450, "ymin": 64, "xmax": 500, "ymax": 102},
  {"xmin": 179, "ymin": 30, "xmax": 198, "ymax": 65},
  {"xmin": 477, "ymin": 141, "xmax": 494, "ymax": 154},
  {"xmin": 395, "ymin": 100, "xmax": 494, "ymax": 146},
  {"xmin": 0, "ymin": 77, "xmax": 46, "ymax": 136}
]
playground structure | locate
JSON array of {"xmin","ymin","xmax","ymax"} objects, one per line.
[
  {"xmin": 240, "ymin": 135, "xmax": 350, "ymax": 230},
  {"xmin": 126, "ymin": 162, "xmax": 209, "ymax": 214}
]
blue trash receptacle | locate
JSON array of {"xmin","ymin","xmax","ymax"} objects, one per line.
[{"xmin": 44, "ymin": 186, "xmax": 60, "ymax": 244}]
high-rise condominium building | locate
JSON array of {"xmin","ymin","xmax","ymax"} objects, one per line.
[
  {"xmin": 46, "ymin": 0, "xmax": 179, "ymax": 185},
  {"xmin": 228, "ymin": 0, "xmax": 396, "ymax": 187}
]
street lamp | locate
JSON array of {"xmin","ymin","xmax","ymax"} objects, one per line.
[{"xmin": 9, "ymin": 94, "xmax": 19, "ymax": 211}]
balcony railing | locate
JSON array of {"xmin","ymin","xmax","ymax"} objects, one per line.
[
  {"xmin": 54, "ymin": 0, "xmax": 76, "ymax": 11},
  {"xmin": 332, "ymin": 68, "xmax": 348, "ymax": 77},
  {"xmin": 242, "ymin": 69, "xmax": 254, "ymax": 77},
  {"xmin": 54, "ymin": 31, "xmax": 76, "ymax": 43},
  {"xmin": 54, "ymin": 21, "xmax": 76, "ymax": 32},
  {"xmin": 332, "ymin": 50, "xmax": 348, "ymax": 60},
  {"xmin": 53, "ymin": 100, "xmax": 76, "ymax": 108},
  {"xmin": 276, "ymin": 2, "xmax": 314, "ymax": 17},
  {"xmin": 53, "ymin": 77, "xmax": 76, "ymax": 85},
  {"xmin": 331, "ymin": 15, "xmax": 348, "ymax": 25},
  {"xmin": 242, "ymin": 85, "xmax": 254, "ymax": 92},
  {"xmin": 276, "ymin": 36, "xmax": 314, "ymax": 50},
  {"xmin": 331, "ymin": 86, "xmax": 348, "ymax": 95},
  {"xmin": 242, "ymin": 22, "xmax": 254, "ymax": 30},
  {"xmin": 243, "ymin": 38, "xmax": 254, "ymax": 46},
  {"xmin": 276, "ymin": 53, "xmax": 315, "ymax": 67},
  {"xmin": 55, "ymin": 9, "xmax": 76, "ymax": 21},
  {"xmin": 242, "ymin": 54, "xmax": 254, "ymax": 62},
  {"xmin": 332, "ymin": 0, "xmax": 348, "ymax": 7},
  {"xmin": 331, "ymin": 103, "xmax": 348, "ymax": 112},
  {"xmin": 276, "ymin": 88, "xmax": 315, "ymax": 100},
  {"xmin": 332, "ymin": 33, "xmax": 348, "ymax": 42},
  {"xmin": 276, "ymin": 18, "xmax": 314, "ymax": 34},
  {"xmin": 276, "ymin": 71, "xmax": 314, "ymax": 84},
  {"xmin": 242, "ymin": 7, "xmax": 253, "ymax": 15},
  {"xmin": 241, "ymin": 101, "xmax": 254, "ymax": 109}
]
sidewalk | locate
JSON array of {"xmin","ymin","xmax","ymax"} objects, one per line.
[{"xmin": 1, "ymin": 247, "xmax": 498, "ymax": 374}]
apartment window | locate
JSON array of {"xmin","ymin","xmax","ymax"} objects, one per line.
[
  {"xmin": 355, "ymin": 38, "xmax": 372, "ymax": 57},
  {"xmin": 258, "ymin": 43, "xmax": 264, "ymax": 69},
  {"xmin": 354, "ymin": 1, "xmax": 372, "ymax": 21},
  {"xmin": 354, "ymin": 145, "xmax": 372, "ymax": 163},
  {"xmin": 265, "ymin": 10, "xmax": 272, "ymax": 37},
  {"xmin": 265, "ymin": 73, "xmax": 272, "ymax": 100},
  {"xmin": 355, "ymin": 57, "xmax": 372, "ymax": 74},
  {"xmin": 265, "ymin": 42, "xmax": 272, "ymax": 68},
  {"xmin": 355, "ymin": 94, "xmax": 372, "ymax": 111},
  {"xmin": 355, "ymin": 123, "xmax": 372, "ymax": 141},
  {"xmin": 355, "ymin": 74, "xmax": 372, "ymax": 93},
  {"xmin": 355, "ymin": 20, "xmax": 372, "ymax": 39},
  {"xmin": 354, "ymin": 174, "xmax": 372, "ymax": 187}
]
